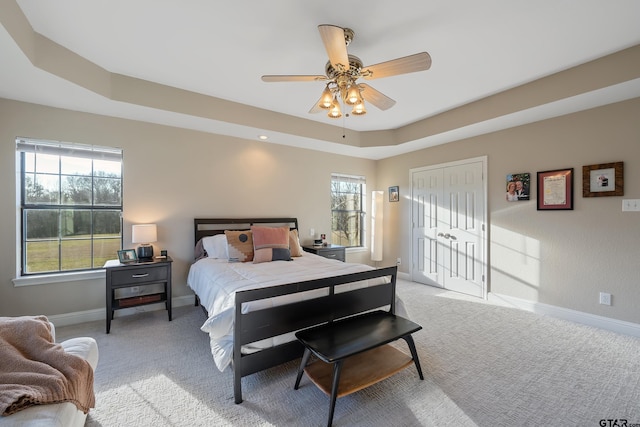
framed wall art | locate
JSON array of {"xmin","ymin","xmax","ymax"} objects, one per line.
[
  {"xmin": 506, "ymin": 172, "xmax": 530, "ymax": 201},
  {"xmin": 582, "ymin": 161, "xmax": 623, "ymax": 197},
  {"xmin": 537, "ymin": 168, "xmax": 573, "ymax": 210},
  {"xmin": 389, "ymin": 186, "xmax": 399, "ymax": 202}
]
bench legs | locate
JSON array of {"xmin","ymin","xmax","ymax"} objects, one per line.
[
  {"xmin": 294, "ymin": 348, "xmax": 312, "ymax": 390},
  {"xmin": 327, "ymin": 360, "xmax": 344, "ymax": 427},
  {"xmin": 402, "ymin": 334, "xmax": 424, "ymax": 380},
  {"xmin": 294, "ymin": 348, "xmax": 342, "ymax": 427}
]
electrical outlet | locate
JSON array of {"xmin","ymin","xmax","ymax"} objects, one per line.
[
  {"xmin": 599, "ymin": 292, "xmax": 611, "ymax": 306},
  {"xmin": 396, "ymin": 258, "xmax": 401, "ymax": 265},
  {"xmin": 130, "ymin": 286, "xmax": 140, "ymax": 294}
]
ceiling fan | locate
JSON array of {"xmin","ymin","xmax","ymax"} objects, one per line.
[{"xmin": 261, "ymin": 24, "xmax": 432, "ymax": 119}]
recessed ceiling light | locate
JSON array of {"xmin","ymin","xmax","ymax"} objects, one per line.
[{"xmin": 258, "ymin": 135, "xmax": 268, "ymax": 140}]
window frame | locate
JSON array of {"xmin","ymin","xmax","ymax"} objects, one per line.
[
  {"xmin": 330, "ymin": 173, "xmax": 366, "ymax": 248},
  {"xmin": 16, "ymin": 138, "xmax": 123, "ymax": 278}
]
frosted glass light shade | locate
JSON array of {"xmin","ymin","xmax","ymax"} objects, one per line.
[
  {"xmin": 371, "ymin": 191, "xmax": 383, "ymax": 262},
  {"xmin": 318, "ymin": 85, "xmax": 333, "ymax": 109}
]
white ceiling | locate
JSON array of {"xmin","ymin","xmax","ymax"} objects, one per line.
[{"xmin": 2, "ymin": 1, "xmax": 640, "ymax": 159}]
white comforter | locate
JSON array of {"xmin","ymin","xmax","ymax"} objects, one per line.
[{"xmin": 187, "ymin": 253, "xmax": 403, "ymax": 371}]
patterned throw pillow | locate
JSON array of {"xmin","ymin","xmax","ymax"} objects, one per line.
[
  {"xmin": 251, "ymin": 226, "xmax": 291, "ymax": 263},
  {"xmin": 224, "ymin": 230, "xmax": 254, "ymax": 262}
]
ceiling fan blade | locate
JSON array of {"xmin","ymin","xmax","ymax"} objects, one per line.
[
  {"xmin": 359, "ymin": 83, "xmax": 396, "ymax": 111},
  {"xmin": 262, "ymin": 75, "xmax": 327, "ymax": 82},
  {"xmin": 362, "ymin": 52, "xmax": 432, "ymax": 80},
  {"xmin": 318, "ymin": 25, "xmax": 349, "ymax": 71}
]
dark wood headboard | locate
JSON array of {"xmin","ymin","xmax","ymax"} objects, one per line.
[{"xmin": 194, "ymin": 218, "xmax": 299, "ymax": 244}]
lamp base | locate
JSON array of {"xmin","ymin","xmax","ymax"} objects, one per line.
[{"xmin": 137, "ymin": 245, "xmax": 154, "ymax": 261}]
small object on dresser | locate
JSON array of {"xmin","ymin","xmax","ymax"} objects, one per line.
[{"xmin": 117, "ymin": 249, "xmax": 137, "ymax": 264}]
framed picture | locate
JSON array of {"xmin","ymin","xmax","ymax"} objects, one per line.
[
  {"xmin": 389, "ymin": 186, "xmax": 399, "ymax": 202},
  {"xmin": 506, "ymin": 172, "xmax": 530, "ymax": 202},
  {"xmin": 117, "ymin": 249, "xmax": 138, "ymax": 264},
  {"xmin": 582, "ymin": 162, "xmax": 623, "ymax": 197},
  {"xmin": 537, "ymin": 168, "xmax": 573, "ymax": 210}
]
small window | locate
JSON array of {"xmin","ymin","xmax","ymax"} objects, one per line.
[
  {"xmin": 330, "ymin": 174, "xmax": 365, "ymax": 247},
  {"xmin": 17, "ymin": 138, "xmax": 123, "ymax": 275}
]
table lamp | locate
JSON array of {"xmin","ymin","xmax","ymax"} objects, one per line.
[{"xmin": 132, "ymin": 224, "xmax": 157, "ymax": 261}]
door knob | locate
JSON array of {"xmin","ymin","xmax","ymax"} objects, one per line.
[
  {"xmin": 437, "ymin": 233, "xmax": 451, "ymax": 239},
  {"xmin": 449, "ymin": 235, "xmax": 457, "ymax": 240}
]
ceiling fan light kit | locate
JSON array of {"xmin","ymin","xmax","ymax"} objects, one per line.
[{"xmin": 261, "ymin": 24, "xmax": 431, "ymax": 120}]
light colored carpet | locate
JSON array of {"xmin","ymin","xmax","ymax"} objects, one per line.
[{"xmin": 55, "ymin": 280, "xmax": 640, "ymax": 426}]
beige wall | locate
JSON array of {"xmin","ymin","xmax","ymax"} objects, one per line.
[
  {"xmin": 0, "ymin": 98, "xmax": 376, "ymax": 318},
  {"xmin": 1, "ymin": 96, "xmax": 639, "ymax": 327},
  {"xmin": 378, "ymin": 97, "xmax": 640, "ymax": 324}
]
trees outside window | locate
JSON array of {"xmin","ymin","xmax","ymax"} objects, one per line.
[
  {"xmin": 331, "ymin": 174, "xmax": 365, "ymax": 247},
  {"xmin": 17, "ymin": 138, "xmax": 123, "ymax": 275}
]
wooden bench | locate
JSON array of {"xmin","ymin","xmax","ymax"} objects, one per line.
[
  {"xmin": 232, "ymin": 265, "xmax": 400, "ymax": 404},
  {"xmin": 294, "ymin": 310, "xmax": 424, "ymax": 427}
]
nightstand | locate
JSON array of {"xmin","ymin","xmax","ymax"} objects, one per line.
[
  {"xmin": 104, "ymin": 257, "xmax": 173, "ymax": 333},
  {"xmin": 302, "ymin": 244, "xmax": 346, "ymax": 262}
]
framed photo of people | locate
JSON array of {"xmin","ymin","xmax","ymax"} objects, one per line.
[
  {"xmin": 505, "ymin": 172, "xmax": 530, "ymax": 202},
  {"xmin": 117, "ymin": 249, "xmax": 138, "ymax": 264},
  {"xmin": 389, "ymin": 186, "xmax": 399, "ymax": 202}
]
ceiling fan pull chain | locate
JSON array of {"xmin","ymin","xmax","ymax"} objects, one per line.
[{"xmin": 342, "ymin": 113, "xmax": 346, "ymax": 139}]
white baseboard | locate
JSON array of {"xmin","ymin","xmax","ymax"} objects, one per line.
[
  {"xmin": 47, "ymin": 295, "xmax": 195, "ymax": 327},
  {"xmin": 489, "ymin": 292, "xmax": 640, "ymax": 338},
  {"xmin": 398, "ymin": 271, "xmax": 411, "ymax": 281}
]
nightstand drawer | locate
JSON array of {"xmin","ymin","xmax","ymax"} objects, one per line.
[
  {"xmin": 110, "ymin": 264, "xmax": 168, "ymax": 286},
  {"xmin": 302, "ymin": 245, "xmax": 346, "ymax": 262},
  {"xmin": 320, "ymin": 249, "xmax": 345, "ymax": 261}
]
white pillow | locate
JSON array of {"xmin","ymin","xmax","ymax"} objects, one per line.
[{"xmin": 202, "ymin": 234, "xmax": 228, "ymax": 259}]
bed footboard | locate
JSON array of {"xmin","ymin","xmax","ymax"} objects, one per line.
[{"xmin": 232, "ymin": 265, "xmax": 398, "ymax": 404}]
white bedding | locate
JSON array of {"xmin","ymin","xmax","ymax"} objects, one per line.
[{"xmin": 187, "ymin": 252, "xmax": 403, "ymax": 371}]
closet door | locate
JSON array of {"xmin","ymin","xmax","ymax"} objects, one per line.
[
  {"xmin": 411, "ymin": 167, "xmax": 444, "ymax": 287},
  {"xmin": 411, "ymin": 159, "xmax": 486, "ymax": 298}
]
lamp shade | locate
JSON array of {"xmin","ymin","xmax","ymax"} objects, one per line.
[
  {"xmin": 371, "ymin": 191, "xmax": 383, "ymax": 262},
  {"xmin": 132, "ymin": 224, "xmax": 157, "ymax": 244}
]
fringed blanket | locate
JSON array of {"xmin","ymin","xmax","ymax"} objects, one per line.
[{"xmin": 0, "ymin": 315, "xmax": 95, "ymax": 416}]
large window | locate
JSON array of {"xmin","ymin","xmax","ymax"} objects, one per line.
[
  {"xmin": 331, "ymin": 174, "xmax": 365, "ymax": 248},
  {"xmin": 17, "ymin": 138, "xmax": 123, "ymax": 275}
]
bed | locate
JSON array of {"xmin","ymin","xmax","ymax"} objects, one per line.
[{"xmin": 186, "ymin": 218, "xmax": 402, "ymax": 403}]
